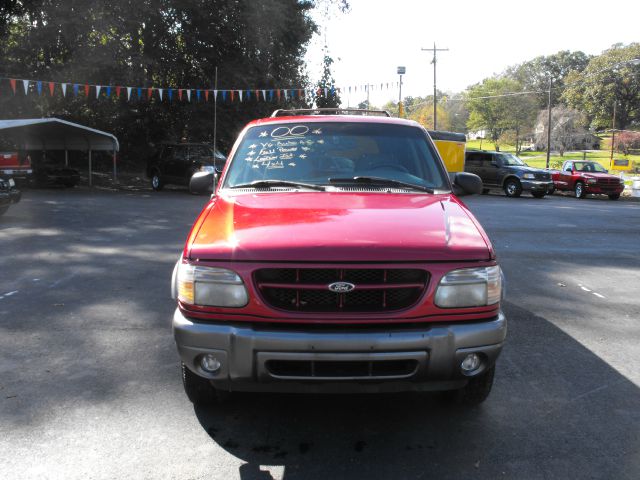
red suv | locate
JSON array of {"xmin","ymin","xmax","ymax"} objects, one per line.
[{"xmin": 172, "ymin": 109, "xmax": 506, "ymax": 406}]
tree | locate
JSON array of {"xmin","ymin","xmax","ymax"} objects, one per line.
[
  {"xmin": 534, "ymin": 106, "xmax": 589, "ymax": 156},
  {"xmin": 465, "ymin": 77, "xmax": 536, "ymax": 151},
  {"xmin": 314, "ymin": 53, "xmax": 341, "ymax": 108},
  {"xmin": 563, "ymin": 43, "xmax": 640, "ymax": 130},
  {"xmin": 507, "ymin": 50, "xmax": 591, "ymax": 109}
]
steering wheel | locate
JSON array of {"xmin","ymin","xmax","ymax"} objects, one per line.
[{"xmin": 370, "ymin": 164, "xmax": 409, "ymax": 173}]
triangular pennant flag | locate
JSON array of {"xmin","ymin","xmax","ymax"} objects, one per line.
[
  {"xmin": 283, "ymin": 90, "xmax": 289, "ymax": 101},
  {"xmin": 22, "ymin": 80, "xmax": 29, "ymax": 95},
  {"xmin": 262, "ymin": 89, "xmax": 266, "ymax": 101},
  {"xmin": 168, "ymin": 89, "xmax": 173, "ymax": 101},
  {"xmin": 48, "ymin": 82, "xmax": 55, "ymax": 96},
  {"xmin": 269, "ymin": 90, "xmax": 274, "ymax": 101},
  {"xmin": 238, "ymin": 90, "xmax": 243, "ymax": 102},
  {"xmin": 255, "ymin": 90, "xmax": 260, "ymax": 101},
  {"xmin": 196, "ymin": 90, "xmax": 201, "ymax": 101},
  {"xmin": 37, "ymin": 81, "xmax": 42, "ymax": 95},
  {"xmin": 84, "ymin": 84, "xmax": 89, "ymax": 96},
  {"xmin": 324, "ymin": 87, "xmax": 328, "ymax": 97},
  {"xmin": 137, "ymin": 87, "xmax": 142, "ymax": 99},
  {"xmin": 9, "ymin": 79, "xmax": 16, "ymax": 94},
  {"xmin": 116, "ymin": 86, "xmax": 121, "ymax": 98},
  {"xmin": 213, "ymin": 90, "xmax": 218, "ymax": 101},
  {"xmin": 106, "ymin": 86, "xmax": 111, "ymax": 97},
  {"xmin": 298, "ymin": 89, "xmax": 303, "ymax": 99},
  {"xmin": 96, "ymin": 85, "xmax": 101, "ymax": 98},
  {"xmin": 230, "ymin": 90, "xmax": 235, "ymax": 102},
  {"xmin": 73, "ymin": 84, "xmax": 79, "ymax": 97},
  {"xmin": 186, "ymin": 89, "xmax": 191, "ymax": 102},
  {"xmin": 61, "ymin": 83, "xmax": 67, "ymax": 96},
  {"xmin": 330, "ymin": 87, "xmax": 335, "ymax": 96},
  {"xmin": 178, "ymin": 89, "xmax": 183, "ymax": 101},
  {"xmin": 204, "ymin": 90, "xmax": 209, "ymax": 102},
  {"xmin": 276, "ymin": 89, "xmax": 281, "ymax": 101},
  {"xmin": 147, "ymin": 87, "xmax": 153, "ymax": 100},
  {"xmin": 222, "ymin": 91, "xmax": 227, "ymax": 102},
  {"xmin": 127, "ymin": 87, "xmax": 132, "ymax": 100},
  {"xmin": 246, "ymin": 90, "xmax": 251, "ymax": 101},
  {"xmin": 159, "ymin": 88, "xmax": 163, "ymax": 101}
]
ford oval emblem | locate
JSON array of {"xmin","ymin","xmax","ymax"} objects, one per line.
[{"xmin": 328, "ymin": 282, "xmax": 355, "ymax": 293}]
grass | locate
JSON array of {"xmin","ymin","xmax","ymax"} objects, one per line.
[{"xmin": 465, "ymin": 138, "xmax": 640, "ymax": 171}]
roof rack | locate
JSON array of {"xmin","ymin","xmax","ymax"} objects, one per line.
[{"xmin": 271, "ymin": 108, "xmax": 391, "ymax": 118}]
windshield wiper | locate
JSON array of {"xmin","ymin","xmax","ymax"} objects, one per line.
[
  {"xmin": 229, "ymin": 180, "xmax": 325, "ymax": 191},
  {"xmin": 328, "ymin": 176, "xmax": 434, "ymax": 193}
]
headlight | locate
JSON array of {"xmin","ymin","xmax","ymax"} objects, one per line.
[
  {"xmin": 523, "ymin": 173, "xmax": 535, "ymax": 179},
  {"xmin": 587, "ymin": 178, "xmax": 597, "ymax": 184},
  {"xmin": 8, "ymin": 178, "xmax": 15, "ymax": 187},
  {"xmin": 435, "ymin": 266, "xmax": 502, "ymax": 308},
  {"xmin": 199, "ymin": 165, "xmax": 216, "ymax": 173},
  {"xmin": 177, "ymin": 264, "xmax": 248, "ymax": 307}
]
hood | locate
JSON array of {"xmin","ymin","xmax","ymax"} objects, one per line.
[
  {"xmin": 577, "ymin": 172, "xmax": 618, "ymax": 179},
  {"xmin": 188, "ymin": 192, "xmax": 491, "ymax": 262}
]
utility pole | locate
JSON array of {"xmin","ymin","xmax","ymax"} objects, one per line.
[
  {"xmin": 610, "ymin": 102, "xmax": 617, "ymax": 168},
  {"xmin": 421, "ymin": 43, "xmax": 448, "ymax": 130},
  {"xmin": 545, "ymin": 77, "xmax": 553, "ymax": 169},
  {"xmin": 397, "ymin": 66, "xmax": 406, "ymax": 117},
  {"xmin": 213, "ymin": 66, "xmax": 218, "ymax": 155}
]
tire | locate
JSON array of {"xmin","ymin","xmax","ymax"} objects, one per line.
[
  {"xmin": 481, "ymin": 188, "xmax": 490, "ymax": 195},
  {"xmin": 181, "ymin": 362, "xmax": 218, "ymax": 405},
  {"xmin": 448, "ymin": 366, "xmax": 495, "ymax": 406},
  {"xmin": 531, "ymin": 192, "xmax": 546, "ymax": 198},
  {"xmin": 150, "ymin": 171, "xmax": 164, "ymax": 191},
  {"xmin": 503, "ymin": 178, "xmax": 522, "ymax": 197},
  {"xmin": 574, "ymin": 181, "xmax": 586, "ymax": 199},
  {"xmin": 608, "ymin": 193, "xmax": 620, "ymax": 200}
]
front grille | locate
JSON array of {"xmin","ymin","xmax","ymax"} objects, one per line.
[
  {"xmin": 255, "ymin": 268, "xmax": 428, "ymax": 313},
  {"xmin": 266, "ymin": 359, "xmax": 418, "ymax": 379},
  {"xmin": 596, "ymin": 178, "xmax": 619, "ymax": 187},
  {"xmin": 534, "ymin": 173, "xmax": 551, "ymax": 180}
]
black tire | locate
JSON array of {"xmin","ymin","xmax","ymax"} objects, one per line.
[
  {"xmin": 481, "ymin": 188, "xmax": 490, "ymax": 195},
  {"xmin": 504, "ymin": 178, "xmax": 522, "ymax": 197},
  {"xmin": 608, "ymin": 193, "xmax": 620, "ymax": 200},
  {"xmin": 150, "ymin": 170, "xmax": 164, "ymax": 191},
  {"xmin": 181, "ymin": 362, "xmax": 217, "ymax": 405},
  {"xmin": 574, "ymin": 181, "xmax": 586, "ymax": 199},
  {"xmin": 531, "ymin": 192, "xmax": 546, "ymax": 198},
  {"xmin": 449, "ymin": 366, "xmax": 495, "ymax": 406}
]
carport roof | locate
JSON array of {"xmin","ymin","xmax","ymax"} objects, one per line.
[{"xmin": 0, "ymin": 118, "xmax": 119, "ymax": 151}]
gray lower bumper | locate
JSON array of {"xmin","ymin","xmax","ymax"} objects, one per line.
[
  {"xmin": 173, "ymin": 309, "xmax": 507, "ymax": 393},
  {"xmin": 522, "ymin": 180, "xmax": 554, "ymax": 192}
]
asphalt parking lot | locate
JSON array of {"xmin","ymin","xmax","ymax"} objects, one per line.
[{"xmin": 1, "ymin": 188, "xmax": 639, "ymax": 479}]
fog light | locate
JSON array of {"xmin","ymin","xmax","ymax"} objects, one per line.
[
  {"xmin": 461, "ymin": 353, "xmax": 481, "ymax": 373},
  {"xmin": 200, "ymin": 354, "xmax": 221, "ymax": 373}
]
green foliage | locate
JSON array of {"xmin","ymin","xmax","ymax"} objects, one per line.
[
  {"xmin": 314, "ymin": 54, "xmax": 341, "ymax": 108},
  {"xmin": 0, "ymin": 0, "xmax": 327, "ymax": 168},
  {"xmin": 562, "ymin": 43, "xmax": 640, "ymax": 130}
]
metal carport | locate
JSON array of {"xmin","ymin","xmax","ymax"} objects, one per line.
[{"xmin": 0, "ymin": 118, "xmax": 119, "ymax": 185}]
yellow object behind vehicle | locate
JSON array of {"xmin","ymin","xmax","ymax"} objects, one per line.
[
  {"xmin": 610, "ymin": 158, "xmax": 636, "ymax": 172},
  {"xmin": 428, "ymin": 130, "xmax": 466, "ymax": 173}
]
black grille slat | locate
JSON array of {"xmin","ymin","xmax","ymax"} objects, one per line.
[
  {"xmin": 266, "ymin": 359, "xmax": 418, "ymax": 378},
  {"xmin": 256, "ymin": 268, "xmax": 428, "ymax": 313}
]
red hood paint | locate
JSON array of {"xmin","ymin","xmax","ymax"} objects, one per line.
[{"xmin": 188, "ymin": 192, "xmax": 492, "ymax": 262}]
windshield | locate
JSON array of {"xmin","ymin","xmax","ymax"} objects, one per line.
[
  {"xmin": 497, "ymin": 153, "xmax": 525, "ymax": 166},
  {"xmin": 222, "ymin": 122, "xmax": 449, "ymax": 191},
  {"xmin": 574, "ymin": 162, "xmax": 607, "ymax": 173}
]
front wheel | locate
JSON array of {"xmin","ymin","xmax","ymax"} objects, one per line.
[
  {"xmin": 608, "ymin": 193, "xmax": 620, "ymax": 200},
  {"xmin": 151, "ymin": 171, "xmax": 164, "ymax": 191},
  {"xmin": 448, "ymin": 366, "xmax": 495, "ymax": 406},
  {"xmin": 574, "ymin": 182, "xmax": 586, "ymax": 199},
  {"xmin": 504, "ymin": 179, "xmax": 522, "ymax": 197}
]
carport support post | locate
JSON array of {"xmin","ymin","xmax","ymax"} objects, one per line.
[
  {"xmin": 88, "ymin": 149, "xmax": 92, "ymax": 186},
  {"xmin": 65, "ymin": 149, "xmax": 68, "ymax": 166},
  {"xmin": 112, "ymin": 150, "xmax": 117, "ymax": 184}
]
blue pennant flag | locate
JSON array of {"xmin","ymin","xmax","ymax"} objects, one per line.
[
  {"xmin": 168, "ymin": 89, "xmax": 173, "ymax": 102},
  {"xmin": 269, "ymin": 90, "xmax": 274, "ymax": 101},
  {"xmin": 73, "ymin": 84, "xmax": 79, "ymax": 97},
  {"xmin": 137, "ymin": 88, "xmax": 142, "ymax": 99},
  {"xmin": 246, "ymin": 90, "xmax": 251, "ymax": 100},
  {"xmin": 196, "ymin": 90, "xmax": 201, "ymax": 101},
  {"xmin": 106, "ymin": 86, "xmax": 111, "ymax": 97},
  {"xmin": 37, "ymin": 81, "xmax": 42, "ymax": 95},
  {"xmin": 222, "ymin": 91, "xmax": 227, "ymax": 102}
]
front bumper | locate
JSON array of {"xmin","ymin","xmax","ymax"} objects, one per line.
[
  {"xmin": 521, "ymin": 179, "xmax": 554, "ymax": 193},
  {"xmin": 584, "ymin": 184, "xmax": 624, "ymax": 195},
  {"xmin": 173, "ymin": 309, "xmax": 507, "ymax": 393}
]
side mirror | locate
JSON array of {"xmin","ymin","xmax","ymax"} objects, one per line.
[
  {"xmin": 189, "ymin": 171, "xmax": 215, "ymax": 195},
  {"xmin": 453, "ymin": 172, "xmax": 483, "ymax": 196}
]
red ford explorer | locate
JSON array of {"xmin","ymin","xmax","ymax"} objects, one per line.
[{"xmin": 172, "ymin": 109, "xmax": 506, "ymax": 406}]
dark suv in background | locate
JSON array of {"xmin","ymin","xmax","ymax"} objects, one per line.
[
  {"xmin": 146, "ymin": 143, "xmax": 226, "ymax": 191},
  {"xmin": 465, "ymin": 150, "xmax": 554, "ymax": 198}
]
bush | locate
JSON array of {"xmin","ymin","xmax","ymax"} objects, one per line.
[{"xmin": 615, "ymin": 131, "xmax": 640, "ymax": 155}]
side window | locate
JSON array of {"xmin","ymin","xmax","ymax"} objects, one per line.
[
  {"xmin": 161, "ymin": 146, "xmax": 174, "ymax": 162},
  {"xmin": 174, "ymin": 146, "xmax": 187, "ymax": 162},
  {"xmin": 564, "ymin": 163, "xmax": 572, "ymax": 172},
  {"xmin": 189, "ymin": 146, "xmax": 209, "ymax": 159},
  {"xmin": 466, "ymin": 153, "xmax": 481, "ymax": 168},
  {"xmin": 481, "ymin": 154, "xmax": 495, "ymax": 167}
]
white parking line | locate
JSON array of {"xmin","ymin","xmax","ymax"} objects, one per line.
[
  {"xmin": 578, "ymin": 284, "xmax": 606, "ymax": 299},
  {"xmin": 0, "ymin": 290, "xmax": 19, "ymax": 300}
]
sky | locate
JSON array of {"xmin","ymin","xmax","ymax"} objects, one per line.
[{"xmin": 305, "ymin": 0, "xmax": 640, "ymax": 108}]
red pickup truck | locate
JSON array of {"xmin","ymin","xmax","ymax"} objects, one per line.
[
  {"xmin": 172, "ymin": 109, "xmax": 506, "ymax": 407},
  {"xmin": 0, "ymin": 152, "xmax": 32, "ymax": 181},
  {"xmin": 551, "ymin": 160, "xmax": 625, "ymax": 200}
]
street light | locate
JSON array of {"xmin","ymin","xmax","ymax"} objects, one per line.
[{"xmin": 397, "ymin": 66, "xmax": 405, "ymax": 117}]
